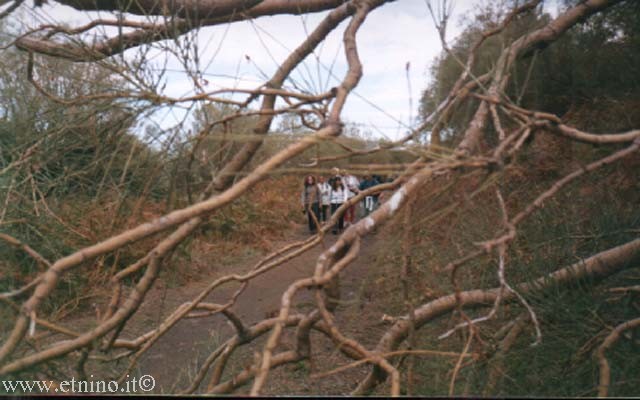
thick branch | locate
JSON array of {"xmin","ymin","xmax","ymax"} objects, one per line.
[
  {"xmin": 355, "ymin": 238, "xmax": 640, "ymax": 394},
  {"xmin": 17, "ymin": 0, "xmax": 357, "ymax": 61},
  {"xmin": 54, "ymin": 0, "xmax": 344, "ymax": 18}
]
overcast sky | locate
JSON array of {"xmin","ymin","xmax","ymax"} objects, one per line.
[{"xmin": 8, "ymin": 0, "xmax": 560, "ymax": 140}]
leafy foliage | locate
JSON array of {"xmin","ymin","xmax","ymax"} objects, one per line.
[{"xmin": 420, "ymin": 0, "xmax": 640, "ymax": 145}]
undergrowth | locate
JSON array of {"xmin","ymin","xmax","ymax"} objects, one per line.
[{"xmin": 370, "ymin": 142, "xmax": 640, "ymax": 396}]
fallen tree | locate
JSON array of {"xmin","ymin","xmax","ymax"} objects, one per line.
[{"xmin": 1, "ymin": 0, "xmax": 638, "ymax": 396}]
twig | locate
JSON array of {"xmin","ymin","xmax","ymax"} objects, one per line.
[
  {"xmin": 449, "ymin": 326, "xmax": 473, "ymax": 395},
  {"xmin": 310, "ymin": 348, "xmax": 471, "ymax": 380},
  {"xmin": 597, "ymin": 317, "xmax": 640, "ymax": 397}
]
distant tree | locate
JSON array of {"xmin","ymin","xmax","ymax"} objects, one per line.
[{"xmin": 420, "ymin": 0, "xmax": 640, "ymax": 146}]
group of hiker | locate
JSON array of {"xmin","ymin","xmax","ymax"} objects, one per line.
[{"xmin": 301, "ymin": 167, "xmax": 385, "ymax": 234}]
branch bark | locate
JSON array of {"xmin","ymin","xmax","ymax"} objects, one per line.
[
  {"xmin": 355, "ymin": 238, "xmax": 640, "ymax": 394},
  {"xmin": 16, "ymin": 0, "xmax": 360, "ymax": 61}
]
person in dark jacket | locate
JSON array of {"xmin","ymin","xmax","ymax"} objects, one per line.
[
  {"xmin": 301, "ymin": 175, "xmax": 320, "ymax": 233},
  {"xmin": 359, "ymin": 174, "xmax": 380, "ymax": 216},
  {"xmin": 327, "ymin": 167, "xmax": 342, "ymax": 187}
]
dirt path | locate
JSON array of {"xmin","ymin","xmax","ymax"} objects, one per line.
[{"xmin": 116, "ymin": 223, "xmax": 383, "ymax": 394}]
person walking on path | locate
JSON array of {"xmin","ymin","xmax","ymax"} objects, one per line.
[
  {"xmin": 342, "ymin": 169, "xmax": 360, "ymax": 226},
  {"xmin": 317, "ymin": 175, "xmax": 331, "ymax": 224},
  {"xmin": 301, "ymin": 175, "xmax": 320, "ymax": 234},
  {"xmin": 329, "ymin": 176, "xmax": 348, "ymax": 234},
  {"xmin": 359, "ymin": 173, "xmax": 380, "ymax": 216},
  {"xmin": 328, "ymin": 167, "xmax": 342, "ymax": 187}
]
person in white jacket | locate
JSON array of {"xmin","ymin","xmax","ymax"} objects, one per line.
[
  {"xmin": 341, "ymin": 170, "xmax": 360, "ymax": 226},
  {"xmin": 300, "ymin": 175, "xmax": 320, "ymax": 234},
  {"xmin": 329, "ymin": 177, "xmax": 348, "ymax": 234},
  {"xmin": 317, "ymin": 175, "xmax": 331, "ymax": 224}
]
